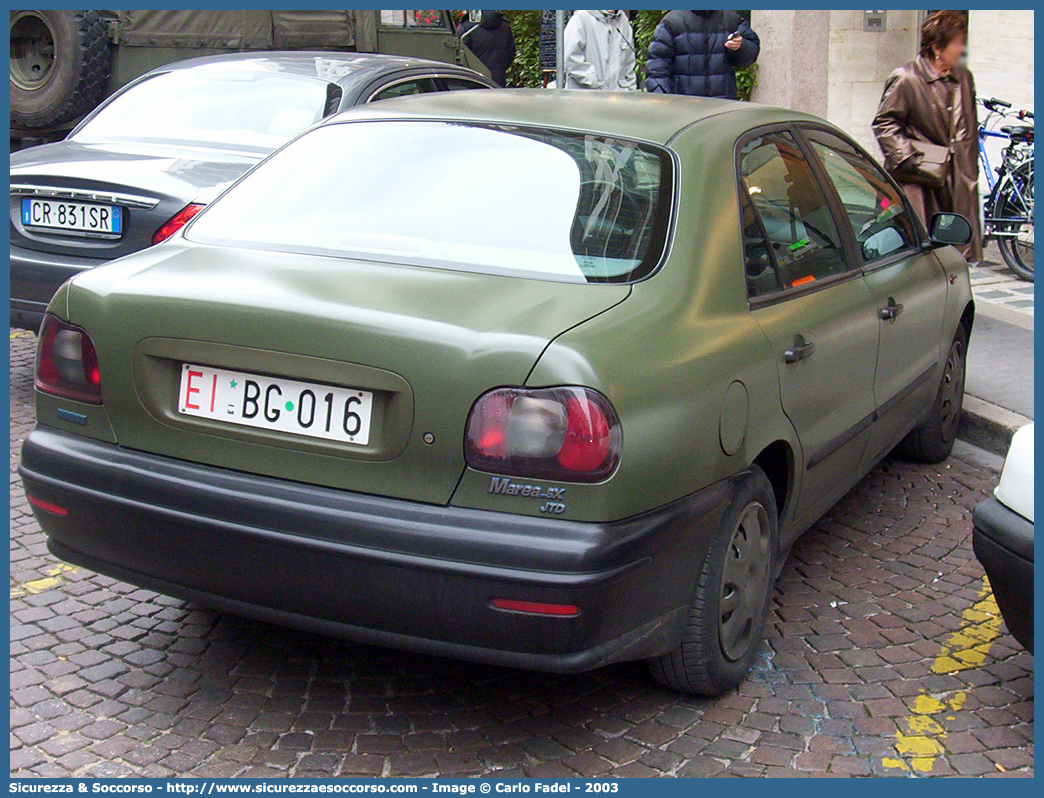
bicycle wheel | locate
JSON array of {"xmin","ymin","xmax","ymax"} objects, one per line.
[{"xmin": 997, "ymin": 162, "xmax": 1034, "ymax": 281}]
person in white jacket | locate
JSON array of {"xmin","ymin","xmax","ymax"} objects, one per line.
[{"xmin": 563, "ymin": 10, "xmax": 637, "ymax": 91}]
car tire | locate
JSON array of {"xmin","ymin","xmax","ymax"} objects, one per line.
[
  {"xmin": 648, "ymin": 465, "xmax": 777, "ymax": 695},
  {"xmin": 895, "ymin": 326, "xmax": 968, "ymax": 464},
  {"xmin": 10, "ymin": 9, "xmax": 111, "ymax": 130}
]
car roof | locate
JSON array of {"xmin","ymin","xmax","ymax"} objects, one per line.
[
  {"xmin": 325, "ymin": 89, "xmax": 817, "ymax": 145},
  {"xmin": 148, "ymin": 51, "xmax": 481, "ymax": 86}
]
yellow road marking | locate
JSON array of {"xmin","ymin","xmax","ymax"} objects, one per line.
[
  {"xmin": 891, "ymin": 692, "xmax": 967, "ymax": 772},
  {"xmin": 883, "ymin": 580, "xmax": 1002, "ymax": 775},
  {"xmin": 11, "ymin": 563, "xmax": 79, "ymax": 597},
  {"xmin": 930, "ymin": 584, "xmax": 1004, "ymax": 674}
]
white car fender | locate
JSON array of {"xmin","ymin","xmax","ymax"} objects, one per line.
[{"xmin": 994, "ymin": 423, "xmax": 1034, "ymax": 523}]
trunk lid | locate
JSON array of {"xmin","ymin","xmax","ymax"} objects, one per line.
[
  {"xmin": 66, "ymin": 242, "xmax": 630, "ymax": 504},
  {"xmin": 10, "ymin": 140, "xmax": 260, "ymax": 261}
]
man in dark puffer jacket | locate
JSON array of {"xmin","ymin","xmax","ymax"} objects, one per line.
[
  {"xmin": 645, "ymin": 10, "xmax": 759, "ymax": 99},
  {"xmin": 456, "ymin": 10, "xmax": 516, "ymax": 87}
]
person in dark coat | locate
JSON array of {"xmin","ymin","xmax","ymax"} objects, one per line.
[
  {"xmin": 645, "ymin": 10, "xmax": 759, "ymax": 99},
  {"xmin": 456, "ymin": 10, "xmax": 516, "ymax": 87}
]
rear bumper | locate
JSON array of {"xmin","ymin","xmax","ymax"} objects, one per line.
[
  {"xmin": 10, "ymin": 244, "xmax": 106, "ymax": 330},
  {"xmin": 10, "ymin": 300, "xmax": 46, "ymax": 333},
  {"xmin": 21, "ymin": 427, "xmax": 735, "ymax": 672},
  {"xmin": 972, "ymin": 497, "xmax": 1034, "ymax": 653}
]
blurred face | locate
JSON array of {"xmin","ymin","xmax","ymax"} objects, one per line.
[{"xmin": 936, "ymin": 33, "xmax": 966, "ymax": 71}]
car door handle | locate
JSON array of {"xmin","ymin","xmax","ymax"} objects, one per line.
[
  {"xmin": 784, "ymin": 336, "xmax": 816, "ymax": 364},
  {"xmin": 878, "ymin": 299, "xmax": 905, "ymax": 321}
]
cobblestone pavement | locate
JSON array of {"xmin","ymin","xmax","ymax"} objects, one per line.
[
  {"xmin": 971, "ymin": 243, "xmax": 1034, "ymax": 317},
  {"xmin": 10, "ymin": 331, "xmax": 1034, "ymax": 779}
]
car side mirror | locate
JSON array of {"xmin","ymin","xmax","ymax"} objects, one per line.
[{"xmin": 928, "ymin": 212, "xmax": 973, "ymax": 246}]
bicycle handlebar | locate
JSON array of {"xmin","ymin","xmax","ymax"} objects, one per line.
[
  {"xmin": 981, "ymin": 97, "xmax": 1014, "ymax": 110},
  {"xmin": 979, "ymin": 97, "xmax": 1035, "ymax": 122}
]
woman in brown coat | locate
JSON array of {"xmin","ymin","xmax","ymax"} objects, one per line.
[{"xmin": 873, "ymin": 11, "xmax": 982, "ymax": 261}]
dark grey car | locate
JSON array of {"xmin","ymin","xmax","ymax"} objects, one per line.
[{"xmin": 9, "ymin": 51, "xmax": 495, "ymax": 330}]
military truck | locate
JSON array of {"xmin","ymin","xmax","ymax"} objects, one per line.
[{"xmin": 10, "ymin": 9, "xmax": 485, "ymax": 147}]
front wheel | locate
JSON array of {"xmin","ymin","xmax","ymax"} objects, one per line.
[
  {"xmin": 996, "ymin": 164, "xmax": 1034, "ymax": 282},
  {"xmin": 647, "ymin": 465, "xmax": 777, "ymax": 695}
]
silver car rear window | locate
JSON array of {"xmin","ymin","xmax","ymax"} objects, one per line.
[
  {"xmin": 74, "ymin": 70, "xmax": 333, "ymax": 151},
  {"xmin": 186, "ymin": 120, "xmax": 673, "ymax": 283}
]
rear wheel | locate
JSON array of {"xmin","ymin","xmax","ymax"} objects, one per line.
[
  {"xmin": 648, "ymin": 465, "xmax": 777, "ymax": 695},
  {"xmin": 10, "ymin": 9, "xmax": 111, "ymax": 130},
  {"xmin": 996, "ymin": 164, "xmax": 1034, "ymax": 282},
  {"xmin": 895, "ymin": 326, "xmax": 967, "ymax": 463}
]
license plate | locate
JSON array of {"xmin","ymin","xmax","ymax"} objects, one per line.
[
  {"xmin": 178, "ymin": 364, "xmax": 373, "ymax": 445},
  {"xmin": 21, "ymin": 197, "xmax": 122, "ymax": 235}
]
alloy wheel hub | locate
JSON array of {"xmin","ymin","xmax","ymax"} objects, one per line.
[
  {"xmin": 939, "ymin": 339, "xmax": 965, "ymax": 438},
  {"xmin": 718, "ymin": 501, "xmax": 771, "ymax": 662}
]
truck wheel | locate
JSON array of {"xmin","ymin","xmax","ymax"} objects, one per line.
[
  {"xmin": 648, "ymin": 466, "xmax": 777, "ymax": 695},
  {"xmin": 10, "ymin": 9, "xmax": 111, "ymax": 129},
  {"xmin": 894, "ymin": 326, "xmax": 967, "ymax": 464}
]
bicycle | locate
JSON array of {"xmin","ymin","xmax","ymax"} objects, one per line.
[{"xmin": 978, "ymin": 96, "xmax": 1034, "ymax": 281}]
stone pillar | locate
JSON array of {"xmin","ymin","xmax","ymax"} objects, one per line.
[
  {"xmin": 751, "ymin": 10, "xmax": 919, "ymax": 157},
  {"xmin": 750, "ymin": 10, "xmax": 830, "ymax": 118}
]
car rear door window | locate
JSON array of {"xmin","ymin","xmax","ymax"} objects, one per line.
[
  {"xmin": 740, "ymin": 190, "xmax": 783, "ymax": 297},
  {"xmin": 804, "ymin": 129, "xmax": 917, "ymax": 264},
  {"xmin": 370, "ymin": 77, "xmax": 440, "ymax": 102},
  {"xmin": 408, "ymin": 10, "xmax": 443, "ymax": 27},
  {"xmin": 442, "ymin": 77, "xmax": 490, "ymax": 92},
  {"xmin": 738, "ymin": 130, "xmax": 848, "ymax": 295},
  {"xmin": 379, "ymin": 10, "xmax": 442, "ymax": 28}
]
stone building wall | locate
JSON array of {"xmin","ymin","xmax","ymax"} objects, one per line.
[
  {"xmin": 751, "ymin": 9, "xmax": 1035, "ymax": 166},
  {"xmin": 967, "ymin": 10, "xmax": 1035, "ymax": 114}
]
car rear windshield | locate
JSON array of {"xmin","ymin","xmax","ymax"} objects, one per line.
[
  {"xmin": 73, "ymin": 70, "xmax": 334, "ymax": 151},
  {"xmin": 186, "ymin": 121, "xmax": 673, "ymax": 283}
]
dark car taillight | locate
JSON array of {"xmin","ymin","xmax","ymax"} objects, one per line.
[
  {"xmin": 35, "ymin": 313, "xmax": 102, "ymax": 404},
  {"xmin": 152, "ymin": 203, "xmax": 204, "ymax": 245},
  {"xmin": 465, "ymin": 387, "xmax": 621, "ymax": 483}
]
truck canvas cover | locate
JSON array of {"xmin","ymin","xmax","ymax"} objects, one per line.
[{"xmin": 112, "ymin": 10, "xmax": 356, "ymax": 50}]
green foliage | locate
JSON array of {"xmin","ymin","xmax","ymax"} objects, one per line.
[
  {"xmin": 476, "ymin": 10, "xmax": 758, "ymax": 98},
  {"xmin": 502, "ymin": 10, "xmax": 540, "ymax": 88},
  {"xmin": 735, "ymin": 64, "xmax": 758, "ymax": 102},
  {"xmin": 633, "ymin": 10, "xmax": 669, "ymax": 86}
]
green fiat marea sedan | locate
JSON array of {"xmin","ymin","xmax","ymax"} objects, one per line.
[{"xmin": 21, "ymin": 90, "xmax": 974, "ymax": 694}]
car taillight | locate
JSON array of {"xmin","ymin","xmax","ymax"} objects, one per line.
[
  {"xmin": 35, "ymin": 314, "xmax": 102, "ymax": 404},
  {"xmin": 152, "ymin": 203, "xmax": 204, "ymax": 245},
  {"xmin": 465, "ymin": 387, "xmax": 621, "ymax": 483}
]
